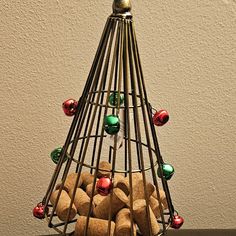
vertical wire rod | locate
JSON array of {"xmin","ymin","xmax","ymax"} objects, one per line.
[
  {"xmin": 128, "ymin": 20, "xmax": 153, "ymax": 236},
  {"xmin": 130, "ymin": 22, "xmax": 167, "ymax": 232},
  {"xmin": 127, "ymin": 21, "xmax": 141, "ymax": 171},
  {"xmin": 107, "ymin": 19, "xmax": 122, "ymax": 236},
  {"xmin": 82, "ymin": 19, "xmax": 117, "ymax": 236},
  {"xmin": 108, "ymin": 17, "xmax": 120, "ymax": 164},
  {"xmin": 123, "ymin": 19, "xmax": 135, "ymax": 236}
]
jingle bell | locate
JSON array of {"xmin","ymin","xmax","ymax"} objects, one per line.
[
  {"xmin": 33, "ymin": 202, "xmax": 48, "ymax": 219},
  {"xmin": 104, "ymin": 115, "xmax": 120, "ymax": 135},
  {"xmin": 62, "ymin": 98, "xmax": 78, "ymax": 116},
  {"xmin": 50, "ymin": 147, "xmax": 68, "ymax": 164},
  {"xmin": 109, "ymin": 92, "xmax": 124, "ymax": 107},
  {"xmin": 96, "ymin": 177, "xmax": 113, "ymax": 196},
  {"xmin": 158, "ymin": 163, "xmax": 175, "ymax": 180},
  {"xmin": 171, "ymin": 215, "xmax": 184, "ymax": 229},
  {"xmin": 153, "ymin": 109, "xmax": 169, "ymax": 126}
]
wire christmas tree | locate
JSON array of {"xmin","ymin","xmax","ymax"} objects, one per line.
[{"xmin": 33, "ymin": 0, "xmax": 184, "ymax": 235}]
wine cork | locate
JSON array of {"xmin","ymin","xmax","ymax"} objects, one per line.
[
  {"xmin": 69, "ymin": 188, "xmax": 94, "ymax": 216},
  {"xmin": 116, "ymin": 173, "xmax": 143, "ymax": 196},
  {"xmin": 86, "ymin": 183, "xmax": 98, "ymax": 197},
  {"xmin": 74, "ymin": 216, "xmax": 115, "ymax": 236},
  {"xmin": 149, "ymin": 196, "xmax": 162, "ymax": 218},
  {"xmin": 127, "ymin": 172, "xmax": 143, "ymax": 188},
  {"xmin": 133, "ymin": 199, "xmax": 160, "ymax": 236},
  {"xmin": 131, "ymin": 179, "xmax": 155, "ymax": 201},
  {"xmin": 116, "ymin": 179, "xmax": 129, "ymax": 195},
  {"xmin": 131, "ymin": 173, "xmax": 143, "ymax": 184},
  {"xmin": 93, "ymin": 194, "xmax": 107, "ymax": 206},
  {"xmin": 97, "ymin": 161, "xmax": 112, "ymax": 178},
  {"xmin": 152, "ymin": 189, "xmax": 168, "ymax": 209},
  {"xmin": 50, "ymin": 190, "xmax": 77, "ymax": 221},
  {"xmin": 113, "ymin": 174, "xmax": 125, "ymax": 187},
  {"xmin": 56, "ymin": 173, "xmax": 83, "ymax": 193},
  {"xmin": 81, "ymin": 171, "xmax": 96, "ymax": 188},
  {"xmin": 55, "ymin": 182, "xmax": 62, "ymax": 190},
  {"xmin": 115, "ymin": 208, "xmax": 137, "ymax": 236},
  {"xmin": 93, "ymin": 188, "xmax": 129, "ymax": 220}
]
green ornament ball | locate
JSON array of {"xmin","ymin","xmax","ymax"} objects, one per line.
[
  {"xmin": 108, "ymin": 92, "xmax": 124, "ymax": 107},
  {"xmin": 50, "ymin": 147, "xmax": 68, "ymax": 164},
  {"xmin": 158, "ymin": 163, "xmax": 175, "ymax": 180},
  {"xmin": 104, "ymin": 115, "xmax": 120, "ymax": 135}
]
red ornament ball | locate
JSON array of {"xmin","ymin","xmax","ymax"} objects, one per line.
[
  {"xmin": 96, "ymin": 177, "xmax": 113, "ymax": 196},
  {"xmin": 171, "ymin": 215, "xmax": 184, "ymax": 229},
  {"xmin": 33, "ymin": 202, "xmax": 48, "ymax": 219},
  {"xmin": 153, "ymin": 109, "xmax": 169, "ymax": 126},
  {"xmin": 62, "ymin": 99, "xmax": 78, "ymax": 116}
]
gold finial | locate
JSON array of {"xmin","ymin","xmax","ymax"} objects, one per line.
[{"xmin": 113, "ymin": 0, "xmax": 132, "ymax": 14}]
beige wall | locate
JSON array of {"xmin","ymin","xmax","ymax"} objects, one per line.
[{"xmin": 0, "ymin": 0, "xmax": 235, "ymax": 235}]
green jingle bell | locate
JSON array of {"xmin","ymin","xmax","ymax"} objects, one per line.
[
  {"xmin": 158, "ymin": 163, "xmax": 175, "ymax": 180},
  {"xmin": 104, "ymin": 115, "xmax": 120, "ymax": 135},
  {"xmin": 108, "ymin": 92, "xmax": 124, "ymax": 107},
  {"xmin": 50, "ymin": 147, "xmax": 68, "ymax": 164}
]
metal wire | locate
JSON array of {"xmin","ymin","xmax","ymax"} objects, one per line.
[{"xmin": 43, "ymin": 8, "xmax": 174, "ymax": 236}]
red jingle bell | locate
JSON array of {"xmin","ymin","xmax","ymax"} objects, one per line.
[
  {"xmin": 171, "ymin": 215, "xmax": 184, "ymax": 229},
  {"xmin": 153, "ymin": 109, "xmax": 169, "ymax": 126},
  {"xmin": 96, "ymin": 177, "xmax": 113, "ymax": 196},
  {"xmin": 33, "ymin": 202, "xmax": 48, "ymax": 219},
  {"xmin": 62, "ymin": 99, "xmax": 78, "ymax": 116}
]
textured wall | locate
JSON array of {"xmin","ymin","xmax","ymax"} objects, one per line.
[{"xmin": 0, "ymin": 0, "xmax": 235, "ymax": 235}]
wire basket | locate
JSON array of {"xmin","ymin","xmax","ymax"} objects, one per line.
[{"xmin": 33, "ymin": 1, "xmax": 184, "ymax": 235}]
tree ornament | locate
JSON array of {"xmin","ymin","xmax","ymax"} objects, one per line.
[
  {"xmin": 36, "ymin": 2, "xmax": 184, "ymax": 234},
  {"xmin": 104, "ymin": 115, "xmax": 120, "ymax": 135},
  {"xmin": 171, "ymin": 215, "xmax": 184, "ymax": 229},
  {"xmin": 33, "ymin": 202, "xmax": 48, "ymax": 219},
  {"xmin": 50, "ymin": 147, "xmax": 68, "ymax": 164},
  {"xmin": 153, "ymin": 109, "xmax": 169, "ymax": 126},
  {"xmin": 62, "ymin": 98, "xmax": 78, "ymax": 116},
  {"xmin": 96, "ymin": 177, "xmax": 113, "ymax": 196},
  {"xmin": 158, "ymin": 163, "xmax": 175, "ymax": 180},
  {"xmin": 108, "ymin": 92, "xmax": 124, "ymax": 107}
]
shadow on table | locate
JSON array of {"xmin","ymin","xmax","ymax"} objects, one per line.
[{"xmin": 37, "ymin": 229, "xmax": 236, "ymax": 236}]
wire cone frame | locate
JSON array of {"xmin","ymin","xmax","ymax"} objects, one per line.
[{"xmin": 41, "ymin": 7, "xmax": 178, "ymax": 236}]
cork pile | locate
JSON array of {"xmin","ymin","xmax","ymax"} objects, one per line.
[{"xmin": 50, "ymin": 161, "xmax": 168, "ymax": 236}]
